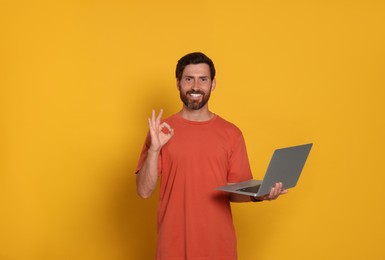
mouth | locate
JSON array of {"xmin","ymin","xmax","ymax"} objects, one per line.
[
  {"xmin": 189, "ymin": 93, "xmax": 202, "ymax": 99},
  {"xmin": 187, "ymin": 91, "xmax": 204, "ymax": 100}
]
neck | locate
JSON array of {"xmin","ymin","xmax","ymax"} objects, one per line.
[{"xmin": 179, "ymin": 106, "xmax": 214, "ymax": 122}]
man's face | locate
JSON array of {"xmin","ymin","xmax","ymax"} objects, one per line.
[{"xmin": 177, "ymin": 63, "xmax": 216, "ymax": 110}]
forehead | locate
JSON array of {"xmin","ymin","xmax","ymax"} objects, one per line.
[{"xmin": 182, "ymin": 63, "xmax": 211, "ymax": 77}]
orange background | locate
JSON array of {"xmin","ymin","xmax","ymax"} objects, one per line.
[{"xmin": 1, "ymin": 1, "xmax": 384, "ymax": 259}]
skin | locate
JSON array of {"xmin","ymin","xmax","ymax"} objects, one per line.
[{"xmin": 136, "ymin": 63, "xmax": 288, "ymax": 201}]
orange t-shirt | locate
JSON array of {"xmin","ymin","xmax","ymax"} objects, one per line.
[{"xmin": 136, "ymin": 114, "xmax": 253, "ymax": 260}]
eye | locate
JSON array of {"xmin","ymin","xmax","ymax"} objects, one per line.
[{"xmin": 183, "ymin": 77, "xmax": 195, "ymax": 85}]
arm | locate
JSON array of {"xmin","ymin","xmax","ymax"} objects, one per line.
[
  {"xmin": 229, "ymin": 182, "xmax": 288, "ymax": 203},
  {"xmin": 136, "ymin": 149, "xmax": 160, "ymax": 199},
  {"xmin": 136, "ymin": 109, "xmax": 174, "ymax": 199},
  {"xmin": 229, "ymin": 192, "xmax": 254, "ymax": 202}
]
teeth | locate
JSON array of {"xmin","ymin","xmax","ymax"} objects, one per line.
[{"xmin": 190, "ymin": 93, "xmax": 202, "ymax": 97}]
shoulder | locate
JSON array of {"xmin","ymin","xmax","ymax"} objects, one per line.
[
  {"xmin": 215, "ymin": 115, "xmax": 241, "ymax": 130},
  {"xmin": 214, "ymin": 115, "xmax": 243, "ymax": 136}
]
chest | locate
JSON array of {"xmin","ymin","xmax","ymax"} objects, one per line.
[{"xmin": 162, "ymin": 124, "xmax": 234, "ymax": 164}]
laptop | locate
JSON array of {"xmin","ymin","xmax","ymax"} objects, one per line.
[{"xmin": 216, "ymin": 143, "xmax": 313, "ymax": 197}]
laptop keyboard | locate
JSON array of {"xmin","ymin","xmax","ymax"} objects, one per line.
[{"xmin": 236, "ymin": 185, "xmax": 260, "ymax": 193}]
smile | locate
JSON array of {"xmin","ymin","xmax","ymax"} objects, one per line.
[{"xmin": 189, "ymin": 93, "xmax": 202, "ymax": 98}]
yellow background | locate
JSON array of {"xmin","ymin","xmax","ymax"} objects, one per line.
[{"xmin": 1, "ymin": 0, "xmax": 384, "ymax": 259}]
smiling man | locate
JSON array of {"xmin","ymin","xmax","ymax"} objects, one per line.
[{"xmin": 135, "ymin": 52, "xmax": 287, "ymax": 260}]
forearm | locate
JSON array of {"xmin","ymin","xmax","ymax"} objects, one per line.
[
  {"xmin": 226, "ymin": 182, "xmax": 253, "ymax": 203},
  {"xmin": 136, "ymin": 150, "xmax": 160, "ymax": 199},
  {"xmin": 229, "ymin": 193, "xmax": 253, "ymax": 203}
]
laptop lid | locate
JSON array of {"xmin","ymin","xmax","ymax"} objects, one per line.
[{"xmin": 216, "ymin": 143, "xmax": 313, "ymax": 197}]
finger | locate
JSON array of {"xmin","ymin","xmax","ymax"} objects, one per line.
[
  {"xmin": 148, "ymin": 113, "xmax": 156, "ymax": 130},
  {"xmin": 279, "ymin": 183, "xmax": 288, "ymax": 195},
  {"xmin": 277, "ymin": 182, "xmax": 282, "ymax": 195},
  {"xmin": 148, "ymin": 110, "xmax": 155, "ymax": 128},
  {"xmin": 148, "ymin": 119, "xmax": 158, "ymax": 139},
  {"xmin": 269, "ymin": 187, "xmax": 276, "ymax": 200},
  {"xmin": 156, "ymin": 109, "xmax": 164, "ymax": 124},
  {"xmin": 277, "ymin": 182, "xmax": 283, "ymax": 197},
  {"xmin": 159, "ymin": 124, "xmax": 174, "ymax": 141},
  {"xmin": 160, "ymin": 122, "xmax": 173, "ymax": 132},
  {"xmin": 272, "ymin": 183, "xmax": 281, "ymax": 199},
  {"xmin": 270, "ymin": 184, "xmax": 277, "ymax": 199}
]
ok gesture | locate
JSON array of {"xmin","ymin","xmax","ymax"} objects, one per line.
[{"xmin": 148, "ymin": 109, "xmax": 174, "ymax": 152}]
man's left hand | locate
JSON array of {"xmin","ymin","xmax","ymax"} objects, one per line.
[{"xmin": 256, "ymin": 182, "xmax": 288, "ymax": 201}]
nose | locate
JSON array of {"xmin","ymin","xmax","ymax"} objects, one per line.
[{"xmin": 191, "ymin": 80, "xmax": 199, "ymax": 91}]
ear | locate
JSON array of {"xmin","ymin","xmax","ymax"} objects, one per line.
[
  {"xmin": 176, "ymin": 79, "xmax": 181, "ymax": 90},
  {"xmin": 211, "ymin": 79, "xmax": 216, "ymax": 91}
]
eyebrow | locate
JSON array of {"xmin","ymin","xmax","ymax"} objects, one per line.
[{"xmin": 183, "ymin": 75, "xmax": 209, "ymax": 79}]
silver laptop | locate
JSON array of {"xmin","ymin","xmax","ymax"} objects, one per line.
[{"xmin": 216, "ymin": 143, "xmax": 313, "ymax": 197}]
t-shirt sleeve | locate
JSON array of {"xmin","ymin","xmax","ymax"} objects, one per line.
[
  {"xmin": 227, "ymin": 131, "xmax": 253, "ymax": 183},
  {"xmin": 135, "ymin": 132, "xmax": 162, "ymax": 176}
]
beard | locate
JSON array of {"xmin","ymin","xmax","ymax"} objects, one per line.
[{"xmin": 179, "ymin": 88, "xmax": 211, "ymax": 110}]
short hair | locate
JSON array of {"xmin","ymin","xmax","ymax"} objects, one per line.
[{"xmin": 175, "ymin": 52, "xmax": 216, "ymax": 81}]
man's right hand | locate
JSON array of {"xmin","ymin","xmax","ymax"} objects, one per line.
[
  {"xmin": 136, "ymin": 109, "xmax": 174, "ymax": 199},
  {"xmin": 148, "ymin": 109, "xmax": 174, "ymax": 152}
]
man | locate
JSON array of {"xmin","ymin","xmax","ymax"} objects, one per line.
[{"xmin": 136, "ymin": 52, "xmax": 287, "ymax": 260}]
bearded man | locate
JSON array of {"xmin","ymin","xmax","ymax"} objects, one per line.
[{"xmin": 136, "ymin": 52, "xmax": 287, "ymax": 260}]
